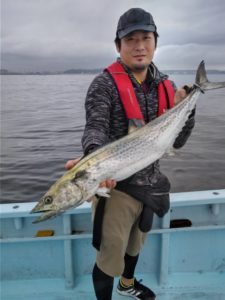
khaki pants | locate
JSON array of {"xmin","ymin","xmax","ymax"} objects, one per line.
[{"xmin": 92, "ymin": 189, "xmax": 147, "ymax": 277}]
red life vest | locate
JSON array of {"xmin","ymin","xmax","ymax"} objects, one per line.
[{"xmin": 106, "ymin": 62, "xmax": 174, "ymax": 122}]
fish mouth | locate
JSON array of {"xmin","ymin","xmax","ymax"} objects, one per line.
[
  {"xmin": 30, "ymin": 201, "xmax": 53, "ymax": 214},
  {"xmin": 31, "ymin": 210, "xmax": 60, "ymax": 224},
  {"xmin": 30, "ymin": 208, "xmax": 50, "ymax": 214},
  {"xmin": 30, "ymin": 202, "xmax": 59, "ymax": 223}
]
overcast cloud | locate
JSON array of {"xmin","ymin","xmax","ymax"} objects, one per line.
[{"xmin": 1, "ymin": 0, "xmax": 225, "ymax": 72}]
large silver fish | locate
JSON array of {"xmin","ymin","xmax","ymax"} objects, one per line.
[{"xmin": 31, "ymin": 61, "xmax": 225, "ymax": 223}]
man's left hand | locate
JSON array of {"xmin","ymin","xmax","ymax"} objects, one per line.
[{"xmin": 174, "ymin": 85, "xmax": 193, "ymax": 105}]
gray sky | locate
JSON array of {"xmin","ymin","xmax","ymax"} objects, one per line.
[{"xmin": 1, "ymin": 0, "xmax": 225, "ymax": 72}]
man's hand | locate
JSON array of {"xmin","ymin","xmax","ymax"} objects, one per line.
[
  {"xmin": 174, "ymin": 85, "xmax": 193, "ymax": 105},
  {"xmin": 99, "ymin": 179, "xmax": 117, "ymax": 189},
  {"xmin": 65, "ymin": 158, "xmax": 81, "ymax": 170},
  {"xmin": 65, "ymin": 158, "xmax": 117, "ymax": 189}
]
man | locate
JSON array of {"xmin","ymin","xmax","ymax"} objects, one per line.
[{"xmin": 66, "ymin": 8, "xmax": 195, "ymax": 300}]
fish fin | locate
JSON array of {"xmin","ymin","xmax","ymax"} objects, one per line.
[
  {"xmin": 96, "ymin": 187, "xmax": 111, "ymax": 198},
  {"xmin": 167, "ymin": 149, "xmax": 176, "ymax": 157},
  {"xmin": 195, "ymin": 61, "xmax": 209, "ymax": 86},
  {"xmin": 72, "ymin": 170, "xmax": 90, "ymax": 183},
  {"xmin": 163, "ymin": 148, "xmax": 177, "ymax": 158},
  {"xmin": 196, "ymin": 61, "xmax": 225, "ymax": 91},
  {"xmin": 128, "ymin": 119, "xmax": 145, "ymax": 134}
]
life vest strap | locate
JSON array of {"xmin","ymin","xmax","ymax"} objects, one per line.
[
  {"xmin": 106, "ymin": 62, "xmax": 144, "ymax": 122},
  {"xmin": 157, "ymin": 79, "xmax": 174, "ymax": 116},
  {"xmin": 105, "ymin": 62, "xmax": 174, "ymax": 120}
]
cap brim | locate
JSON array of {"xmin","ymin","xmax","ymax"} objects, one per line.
[{"xmin": 117, "ymin": 24, "xmax": 156, "ymax": 39}]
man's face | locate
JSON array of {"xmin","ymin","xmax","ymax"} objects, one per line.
[{"xmin": 117, "ymin": 31, "xmax": 155, "ymax": 72}]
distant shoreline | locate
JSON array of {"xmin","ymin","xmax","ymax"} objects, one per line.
[{"xmin": 1, "ymin": 68, "xmax": 225, "ymax": 75}]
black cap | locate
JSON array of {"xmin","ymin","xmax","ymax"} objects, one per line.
[{"xmin": 116, "ymin": 8, "xmax": 157, "ymax": 39}]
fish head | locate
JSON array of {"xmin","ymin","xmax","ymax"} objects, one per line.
[{"xmin": 31, "ymin": 178, "xmax": 84, "ymax": 223}]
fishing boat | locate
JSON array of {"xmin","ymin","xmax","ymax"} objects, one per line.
[{"xmin": 1, "ymin": 189, "xmax": 225, "ymax": 300}]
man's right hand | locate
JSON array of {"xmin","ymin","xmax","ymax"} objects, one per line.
[
  {"xmin": 65, "ymin": 158, "xmax": 116, "ymax": 189},
  {"xmin": 99, "ymin": 179, "xmax": 117, "ymax": 189}
]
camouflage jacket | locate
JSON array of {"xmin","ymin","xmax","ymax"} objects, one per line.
[{"xmin": 81, "ymin": 59, "xmax": 195, "ymax": 187}]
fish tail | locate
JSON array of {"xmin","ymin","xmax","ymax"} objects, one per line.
[{"xmin": 196, "ymin": 60, "xmax": 225, "ymax": 91}]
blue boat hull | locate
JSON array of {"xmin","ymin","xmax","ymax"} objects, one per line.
[{"xmin": 1, "ymin": 190, "xmax": 225, "ymax": 299}]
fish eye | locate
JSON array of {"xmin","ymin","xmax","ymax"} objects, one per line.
[{"xmin": 44, "ymin": 196, "xmax": 53, "ymax": 205}]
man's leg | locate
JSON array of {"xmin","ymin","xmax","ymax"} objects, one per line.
[
  {"xmin": 117, "ymin": 211, "xmax": 156, "ymax": 299},
  {"xmin": 120, "ymin": 253, "xmax": 139, "ymax": 285},
  {"xmin": 95, "ymin": 190, "xmax": 143, "ymax": 277},
  {"xmin": 92, "ymin": 263, "xmax": 114, "ymax": 300},
  {"xmin": 92, "ymin": 190, "xmax": 143, "ymax": 299},
  {"xmin": 117, "ymin": 252, "xmax": 156, "ymax": 299}
]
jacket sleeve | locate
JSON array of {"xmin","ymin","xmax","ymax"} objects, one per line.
[
  {"xmin": 81, "ymin": 73, "xmax": 112, "ymax": 155},
  {"xmin": 173, "ymin": 107, "xmax": 196, "ymax": 149},
  {"xmin": 170, "ymin": 80, "xmax": 196, "ymax": 149}
]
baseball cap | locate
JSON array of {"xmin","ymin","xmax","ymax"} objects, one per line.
[{"xmin": 116, "ymin": 8, "xmax": 157, "ymax": 39}]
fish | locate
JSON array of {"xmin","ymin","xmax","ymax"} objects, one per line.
[{"xmin": 31, "ymin": 61, "xmax": 225, "ymax": 223}]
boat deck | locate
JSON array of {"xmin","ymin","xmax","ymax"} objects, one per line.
[
  {"xmin": 3, "ymin": 271, "xmax": 225, "ymax": 300},
  {"xmin": 2, "ymin": 273, "xmax": 225, "ymax": 300},
  {"xmin": 1, "ymin": 190, "xmax": 225, "ymax": 300}
]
